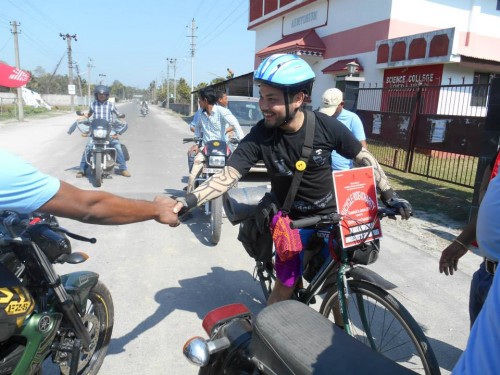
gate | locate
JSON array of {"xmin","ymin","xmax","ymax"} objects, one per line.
[{"xmin": 354, "ymin": 83, "xmax": 490, "ymax": 188}]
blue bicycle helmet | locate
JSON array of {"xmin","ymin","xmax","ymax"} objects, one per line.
[
  {"xmin": 254, "ymin": 54, "xmax": 315, "ymax": 126},
  {"xmin": 254, "ymin": 54, "xmax": 315, "ymax": 93}
]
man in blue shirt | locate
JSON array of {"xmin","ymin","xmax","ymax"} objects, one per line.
[
  {"xmin": 319, "ymin": 88, "xmax": 367, "ymax": 171},
  {"xmin": 452, "ymin": 173, "xmax": 500, "ymax": 375},
  {"xmin": 0, "ymin": 148, "xmax": 179, "ymax": 225},
  {"xmin": 186, "ymin": 87, "xmax": 242, "ymax": 193}
]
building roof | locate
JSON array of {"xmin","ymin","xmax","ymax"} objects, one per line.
[
  {"xmin": 256, "ymin": 29, "xmax": 326, "ymax": 58},
  {"xmin": 322, "ymin": 58, "xmax": 364, "ymax": 74}
]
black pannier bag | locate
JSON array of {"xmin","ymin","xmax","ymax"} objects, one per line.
[{"xmin": 223, "ymin": 188, "xmax": 278, "ymax": 263}]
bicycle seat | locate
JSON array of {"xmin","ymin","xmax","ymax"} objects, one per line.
[{"xmin": 251, "ymin": 300, "xmax": 416, "ymax": 375}]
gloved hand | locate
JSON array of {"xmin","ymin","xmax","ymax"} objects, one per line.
[
  {"xmin": 381, "ymin": 191, "xmax": 412, "ymax": 220},
  {"xmin": 173, "ymin": 195, "xmax": 198, "ymax": 220}
]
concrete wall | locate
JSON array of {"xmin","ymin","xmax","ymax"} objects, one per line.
[
  {"xmin": 0, "ymin": 93, "xmax": 90, "ymax": 107},
  {"xmin": 41, "ymin": 94, "xmax": 88, "ymax": 107}
]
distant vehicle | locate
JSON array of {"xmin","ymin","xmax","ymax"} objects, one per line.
[{"xmin": 227, "ymin": 96, "xmax": 266, "ymax": 173}]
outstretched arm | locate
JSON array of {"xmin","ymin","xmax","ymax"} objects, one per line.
[
  {"xmin": 39, "ymin": 181, "xmax": 180, "ymax": 226},
  {"xmin": 439, "ymin": 163, "xmax": 492, "ymax": 275},
  {"xmin": 174, "ymin": 166, "xmax": 241, "ymax": 213}
]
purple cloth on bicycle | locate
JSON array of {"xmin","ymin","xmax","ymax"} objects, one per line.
[
  {"xmin": 275, "ymin": 254, "xmax": 302, "ymax": 288},
  {"xmin": 275, "ymin": 228, "xmax": 329, "ymax": 288}
]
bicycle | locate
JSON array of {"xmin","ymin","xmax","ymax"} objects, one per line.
[{"xmin": 254, "ymin": 207, "xmax": 441, "ymax": 375}]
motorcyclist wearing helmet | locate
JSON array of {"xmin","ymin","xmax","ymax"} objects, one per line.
[
  {"xmin": 174, "ymin": 54, "xmax": 412, "ymax": 305},
  {"xmin": 76, "ymin": 85, "xmax": 131, "ymax": 178}
]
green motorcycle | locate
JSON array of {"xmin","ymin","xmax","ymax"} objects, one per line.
[{"xmin": 0, "ymin": 211, "xmax": 114, "ymax": 375}]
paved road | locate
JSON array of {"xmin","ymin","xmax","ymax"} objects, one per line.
[{"xmin": 0, "ymin": 104, "xmax": 480, "ymax": 374}]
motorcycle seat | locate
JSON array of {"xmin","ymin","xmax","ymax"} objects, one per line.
[{"xmin": 250, "ymin": 300, "xmax": 416, "ymax": 375}]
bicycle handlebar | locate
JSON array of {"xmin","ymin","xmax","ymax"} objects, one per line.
[{"xmin": 290, "ymin": 207, "xmax": 402, "ymax": 229}]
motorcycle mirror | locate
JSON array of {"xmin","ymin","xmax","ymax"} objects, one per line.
[
  {"xmin": 76, "ymin": 110, "xmax": 84, "ymax": 116},
  {"xmin": 57, "ymin": 252, "xmax": 89, "ymax": 264}
]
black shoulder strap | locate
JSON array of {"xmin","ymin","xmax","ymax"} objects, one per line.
[{"xmin": 282, "ymin": 110, "xmax": 316, "ymax": 213}]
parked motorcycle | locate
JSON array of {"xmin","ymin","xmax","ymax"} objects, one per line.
[
  {"xmin": 183, "ymin": 300, "xmax": 416, "ymax": 374},
  {"xmin": 182, "ymin": 136, "xmax": 237, "ymax": 244},
  {"xmin": 0, "ymin": 210, "xmax": 114, "ymax": 375},
  {"xmin": 74, "ymin": 111, "xmax": 126, "ymax": 187}
]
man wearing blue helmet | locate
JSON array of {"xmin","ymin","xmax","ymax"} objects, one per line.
[{"xmin": 174, "ymin": 54, "xmax": 412, "ymax": 304}]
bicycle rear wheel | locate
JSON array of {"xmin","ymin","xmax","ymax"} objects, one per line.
[{"xmin": 320, "ymin": 280, "xmax": 440, "ymax": 375}]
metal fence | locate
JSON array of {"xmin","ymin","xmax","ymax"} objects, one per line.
[{"xmin": 355, "ymin": 83, "xmax": 490, "ymax": 188}]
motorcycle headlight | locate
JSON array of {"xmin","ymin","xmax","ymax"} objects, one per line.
[
  {"xmin": 208, "ymin": 156, "xmax": 226, "ymax": 167},
  {"xmin": 92, "ymin": 128, "xmax": 107, "ymax": 138}
]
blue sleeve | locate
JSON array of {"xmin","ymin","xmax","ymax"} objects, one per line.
[
  {"xmin": 0, "ymin": 149, "xmax": 61, "ymax": 213},
  {"xmin": 350, "ymin": 113, "xmax": 366, "ymax": 141}
]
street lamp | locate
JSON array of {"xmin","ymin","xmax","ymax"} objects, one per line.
[
  {"xmin": 98, "ymin": 73, "xmax": 106, "ymax": 84},
  {"xmin": 346, "ymin": 61, "xmax": 359, "ymax": 77}
]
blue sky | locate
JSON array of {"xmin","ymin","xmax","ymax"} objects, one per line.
[{"xmin": 0, "ymin": 0, "xmax": 256, "ymax": 89}]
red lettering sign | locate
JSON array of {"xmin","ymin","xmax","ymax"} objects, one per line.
[
  {"xmin": 332, "ymin": 167, "xmax": 382, "ymax": 248},
  {"xmin": 383, "ymin": 64, "xmax": 443, "ymax": 88}
]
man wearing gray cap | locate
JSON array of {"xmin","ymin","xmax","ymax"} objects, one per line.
[{"xmin": 319, "ymin": 88, "xmax": 367, "ymax": 171}]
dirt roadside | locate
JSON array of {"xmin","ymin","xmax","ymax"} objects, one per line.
[{"xmin": 381, "ymin": 208, "xmax": 483, "ymax": 276}]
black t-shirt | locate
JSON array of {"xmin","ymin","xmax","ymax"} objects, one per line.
[{"xmin": 227, "ymin": 111, "xmax": 362, "ymax": 219}]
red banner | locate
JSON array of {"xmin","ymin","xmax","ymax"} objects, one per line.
[
  {"xmin": 0, "ymin": 63, "xmax": 31, "ymax": 88},
  {"xmin": 332, "ymin": 166, "xmax": 382, "ymax": 248}
]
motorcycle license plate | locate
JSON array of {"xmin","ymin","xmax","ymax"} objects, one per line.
[{"xmin": 203, "ymin": 167, "xmax": 223, "ymax": 174}]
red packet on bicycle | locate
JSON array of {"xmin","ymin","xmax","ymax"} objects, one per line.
[
  {"xmin": 270, "ymin": 210, "xmax": 302, "ymax": 261},
  {"xmin": 332, "ymin": 166, "xmax": 382, "ymax": 248}
]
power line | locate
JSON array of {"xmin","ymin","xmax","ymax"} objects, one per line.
[
  {"xmin": 197, "ymin": 1, "xmax": 245, "ymax": 45},
  {"xmin": 198, "ymin": 7, "xmax": 248, "ymax": 48}
]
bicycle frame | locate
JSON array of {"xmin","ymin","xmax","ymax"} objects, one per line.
[{"xmin": 285, "ymin": 213, "xmax": 387, "ymax": 347}]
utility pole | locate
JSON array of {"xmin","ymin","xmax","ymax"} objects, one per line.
[
  {"xmin": 74, "ymin": 62, "xmax": 83, "ymax": 97},
  {"xmin": 166, "ymin": 60, "xmax": 170, "ymax": 109},
  {"xmin": 59, "ymin": 33, "xmax": 77, "ymax": 111},
  {"xmin": 167, "ymin": 58, "xmax": 178, "ymax": 103},
  {"xmin": 10, "ymin": 21, "xmax": 24, "ymax": 122},
  {"xmin": 187, "ymin": 19, "xmax": 197, "ymax": 115},
  {"xmin": 87, "ymin": 58, "xmax": 94, "ymax": 105}
]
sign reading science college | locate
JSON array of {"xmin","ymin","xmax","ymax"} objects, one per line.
[{"xmin": 383, "ymin": 64, "xmax": 443, "ymax": 88}]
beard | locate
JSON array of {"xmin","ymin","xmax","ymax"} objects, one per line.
[{"xmin": 263, "ymin": 116, "xmax": 284, "ymax": 129}]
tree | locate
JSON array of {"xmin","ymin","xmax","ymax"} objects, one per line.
[
  {"xmin": 210, "ymin": 78, "xmax": 225, "ymax": 85},
  {"xmin": 176, "ymin": 78, "xmax": 191, "ymax": 104}
]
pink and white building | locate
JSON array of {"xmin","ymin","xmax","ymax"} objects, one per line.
[{"xmin": 248, "ymin": 0, "xmax": 500, "ymax": 110}]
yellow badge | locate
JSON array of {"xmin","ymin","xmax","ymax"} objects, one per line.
[
  {"xmin": 213, "ymin": 141, "xmax": 220, "ymax": 146},
  {"xmin": 295, "ymin": 160, "xmax": 306, "ymax": 171}
]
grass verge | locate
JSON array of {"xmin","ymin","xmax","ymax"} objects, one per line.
[{"xmin": 384, "ymin": 166, "xmax": 473, "ymax": 224}]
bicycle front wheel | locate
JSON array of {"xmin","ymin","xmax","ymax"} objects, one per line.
[{"xmin": 320, "ymin": 280, "xmax": 440, "ymax": 375}]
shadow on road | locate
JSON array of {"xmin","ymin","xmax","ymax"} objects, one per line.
[
  {"xmin": 427, "ymin": 335, "xmax": 463, "ymax": 373},
  {"xmin": 107, "ymin": 266, "xmax": 265, "ymax": 355}
]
